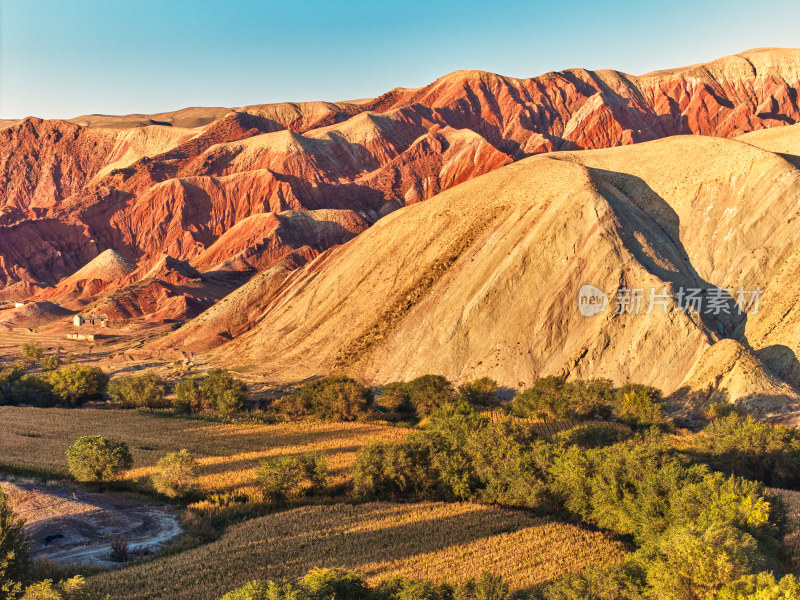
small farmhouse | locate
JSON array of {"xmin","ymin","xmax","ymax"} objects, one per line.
[{"xmin": 73, "ymin": 314, "xmax": 108, "ymax": 327}]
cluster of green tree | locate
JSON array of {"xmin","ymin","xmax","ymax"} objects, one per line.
[
  {"xmin": 63, "ymin": 435, "xmax": 198, "ymax": 501},
  {"xmin": 275, "ymin": 375, "xmax": 499, "ymax": 422},
  {"xmin": 0, "ymin": 362, "xmax": 108, "ymax": 408},
  {"xmin": 220, "ymin": 568, "xmax": 509, "ymax": 600},
  {"xmin": 256, "ymin": 453, "xmax": 328, "ymax": 503},
  {"xmin": 107, "ymin": 372, "xmax": 168, "ymax": 408},
  {"xmin": 510, "ymin": 376, "xmax": 665, "ymax": 427},
  {"xmin": 174, "ymin": 369, "xmax": 248, "ymax": 417},
  {"xmin": 351, "ymin": 401, "xmax": 798, "ymax": 599},
  {"xmin": 692, "ymin": 412, "xmax": 800, "ymax": 488}
]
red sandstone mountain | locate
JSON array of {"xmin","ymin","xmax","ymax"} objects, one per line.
[{"xmin": 0, "ymin": 48, "xmax": 799, "ymax": 322}]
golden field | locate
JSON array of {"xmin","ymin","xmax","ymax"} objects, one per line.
[
  {"xmin": 0, "ymin": 407, "xmax": 409, "ymax": 494},
  {"xmin": 87, "ymin": 501, "xmax": 629, "ymax": 600}
]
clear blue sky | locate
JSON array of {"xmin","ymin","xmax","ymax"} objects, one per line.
[{"xmin": 2, "ymin": 0, "xmax": 799, "ymax": 119}]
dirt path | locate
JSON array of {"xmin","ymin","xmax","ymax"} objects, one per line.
[{"xmin": 1, "ymin": 479, "xmax": 183, "ymax": 568}]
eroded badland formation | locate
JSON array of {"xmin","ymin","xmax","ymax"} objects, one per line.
[{"xmin": 3, "ymin": 47, "xmax": 800, "ymax": 417}]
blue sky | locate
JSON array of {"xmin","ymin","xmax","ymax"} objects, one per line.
[{"xmin": 2, "ymin": 0, "xmax": 799, "ymax": 119}]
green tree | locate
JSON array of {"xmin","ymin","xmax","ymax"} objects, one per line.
[
  {"xmin": 256, "ymin": 453, "xmax": 328, "ymax": 503},
  {"xmin": 511, "ymin": 376, "xmax": 569, "ymax": 420},
  {"xmin": 10, "ymin": 375, "xmax": 53, "ymax": 407},
  {"xmin": 0, "ymin": 487, "xmax": 31, "ymax": 600},
  {"xmin": 199, "ymin": 370, "xmax": 247, "ymax": 416},
  {"xmin": 20, "ymin": 342, "xmax": 43, "ymax": 367},
  {"xmin": 44, "ymin": 365, "xmax": 108, "ymax": 407},
  {"xmin": 378, "ymin": 382, "xmax": 414, "ymax": 419},
  {"xmin": 107, "ymin": 373, "xmax": 167, "ymax": 408},
  {"xmin": 612, "ymin": 383, "xmax": 665, "ymax": 428},
  {"xmin": 404, "ymin": 375, "xmax": 454, "ymax": 417},
  {"xmin": 66, "ymin": 436, "xmax": 133, "ymax": 484},
  {"xmin": 174, "ymin": 379, "xmax": 200, "ymax": 414},
  {"xmin": 0, "ymin": 366, "xmax": 25, "ymax": 405},
  {"xmin": 39, "ymin": 355, "xmax": 60, "ymax": 372},
  {"xmin": 457, "ymin": 378, "xmax": 499, "ymax": 408},
  {"xmin": 278, "ymin": 376, "xmax": 372, "ymax": 421},
  {"xmin": 151, "ymin": 449, "xmax": 197, "ymax": 498},
  {"xmin": 643, "ymin": 523, "xmax": 764, "ymax": 600},
  {"xmin": 697, "ymin": 413, "xmax": 800, "ymax": 487},
  {"xmin": 715, "ymin": 573, "xmax": 800, "ymax": 600},
  {"xmin": 299, "ymin": 568, "xmax": 371, "ymax": 600},
  {"xmin": 20, "ymin": 576, "xmax": 86, "ymax": 600}
]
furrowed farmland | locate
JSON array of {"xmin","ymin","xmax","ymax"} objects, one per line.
[{"xmin": 86, "ymin": 501, "xmax": 629, "ymax": 600}]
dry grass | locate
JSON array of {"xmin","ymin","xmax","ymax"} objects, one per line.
[
  {"xmin": 0, "ymin": 407, "xmax": 409, "ymax": 494},
  {"xmin": 87, "ymin": 501, "xmax": 629, "ymax": 600}
]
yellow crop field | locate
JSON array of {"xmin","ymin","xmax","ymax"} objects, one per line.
[
  {"xmin": 87, "ymin": 501, "xmax": 629, "ymax": 600},
  {"xmin": 0, "ymin": 407, "xmax": 409, "ymax": 493}
]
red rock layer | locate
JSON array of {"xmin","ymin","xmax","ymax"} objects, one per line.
[{"xmin": 0, "ymin": 48, "xmax": 798, "ymax": 298}]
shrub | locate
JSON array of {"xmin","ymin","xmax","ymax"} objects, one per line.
[
  {"xmin": 568, "ymin": 379, "xmax": 616, "ymax": 419},
  {"xmin": 705, "ymin": 401, "xmax": 745, "ymax": 421},
  {"xmin": 107, "ymin": 373, "xmax": 167, "ymax": 408},
  {"xmin": 66, "ymin": 436, "xmax": 133, "ymax": 483},
  {"xmin": 44, "ymin": 365, "xmax": 109, "ymax": 407},
  {"xmin": 404, "ymin": 375, "xmax": 455, "ymax": 417},
  {"xmin": 19, "ymin": 576, "xmax": 86, "ymax": 600},
  {"xmin": 300, "ymin": 568, "xmax": 372, "ymax": 600},
  {"xmin": 200, "ymin": 369, "xmax": 247, "ymax": 416},
  {"xmin": 0, "ymin": 365, "xmax": 25, "ymax": 404},
  {"xmin": 469, "ymin": 420, "xmax": 554, "ymax": 509},
  {"xmin": 20, "ymin": 341, "xmax": 43, "ymax": 366},
  {"xmin": 278, "ymin": 376, "xmax": 372, "ymax": 421},
  {"xmin": 39, "ymin": 355, "xmax": 60, "ymax": 372},
  {"xmin": 216, "ymin": 388, "xmax": 246, "ymax": 417},
  {"xmin": 152, "ymin": 449, "xmax": 197, "ymax": 498},
  {"xmin": 256, "ymin": 453, "xmax": 328, "ymax": 502},
  {"xmin": 612, "ymin": 384, "xmax": 665, "ymax": 428},
  {"xmin": 540, "ymin": 563, "xmax": 642, "ymax": 600},
  {"xmin": 379, "ymin": 577, "xmax": 453, "ymax": 600},
  {"xmin": 353, "ymin": 436, "xmax": 444, "ymax": 500},
  {"xmin": 11, "ymin": 374, "xmax": 54, "ymax": 406},
  {"xmin": 174, "ymin": 379, "xmax": 200, "ymax": 414},
  {"xmin": 512, "ymin": 378, "xmax": 636, "ymax": 422},
  {"xmin": 218, "ymin": 580, "xmax": 299, "ymax": 600},
  {"xmin": 511, "ymin": 376, "xmax": 570, "ymax": 420},
  {"xmin": 377, "ymin": 382, "xmax": 414, "ymax": 418},
  {"xmin": 457, "ymin": 378, "xmax": 500, "ymax": 408},
  {"xmin": 0, "ymin": 487, "xmax": 31, "ymax": 600}
]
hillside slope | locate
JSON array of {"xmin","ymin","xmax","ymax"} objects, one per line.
[{"xmin": 196, "ymin": 132, "xmax": 800, "ymax": 416}]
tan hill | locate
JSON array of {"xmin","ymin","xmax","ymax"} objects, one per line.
[
  {"xmin": 1, "ymin": 48, "xmax": 800, "ymax": 305},
  {"xmin": 191, "ymin": 132, "xmax": 800, "ymax": 416},
  {"xmin": 737, "ymin": 122, "xmax": 800, "ymax": 167}
]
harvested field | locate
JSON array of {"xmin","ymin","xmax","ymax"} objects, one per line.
[
  {"xmin": 0, "ymin": 407, "xmax": 410, "ymax": 494},
  {"xmin": 87, "ymin": 501, "xmax": 630, "ymax": 600}
]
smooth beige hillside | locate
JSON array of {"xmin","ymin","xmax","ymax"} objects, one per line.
[
  {"xmin": 203, "ymin": 134, "xmax": 800, "ymax": 414},
  {"xmin": 738, "ymin": 123, "xmax": 800, "ymax": 167},
  {"xmin": 210, "ymin": 153, "xmax": 715, "ymax": 391}
]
